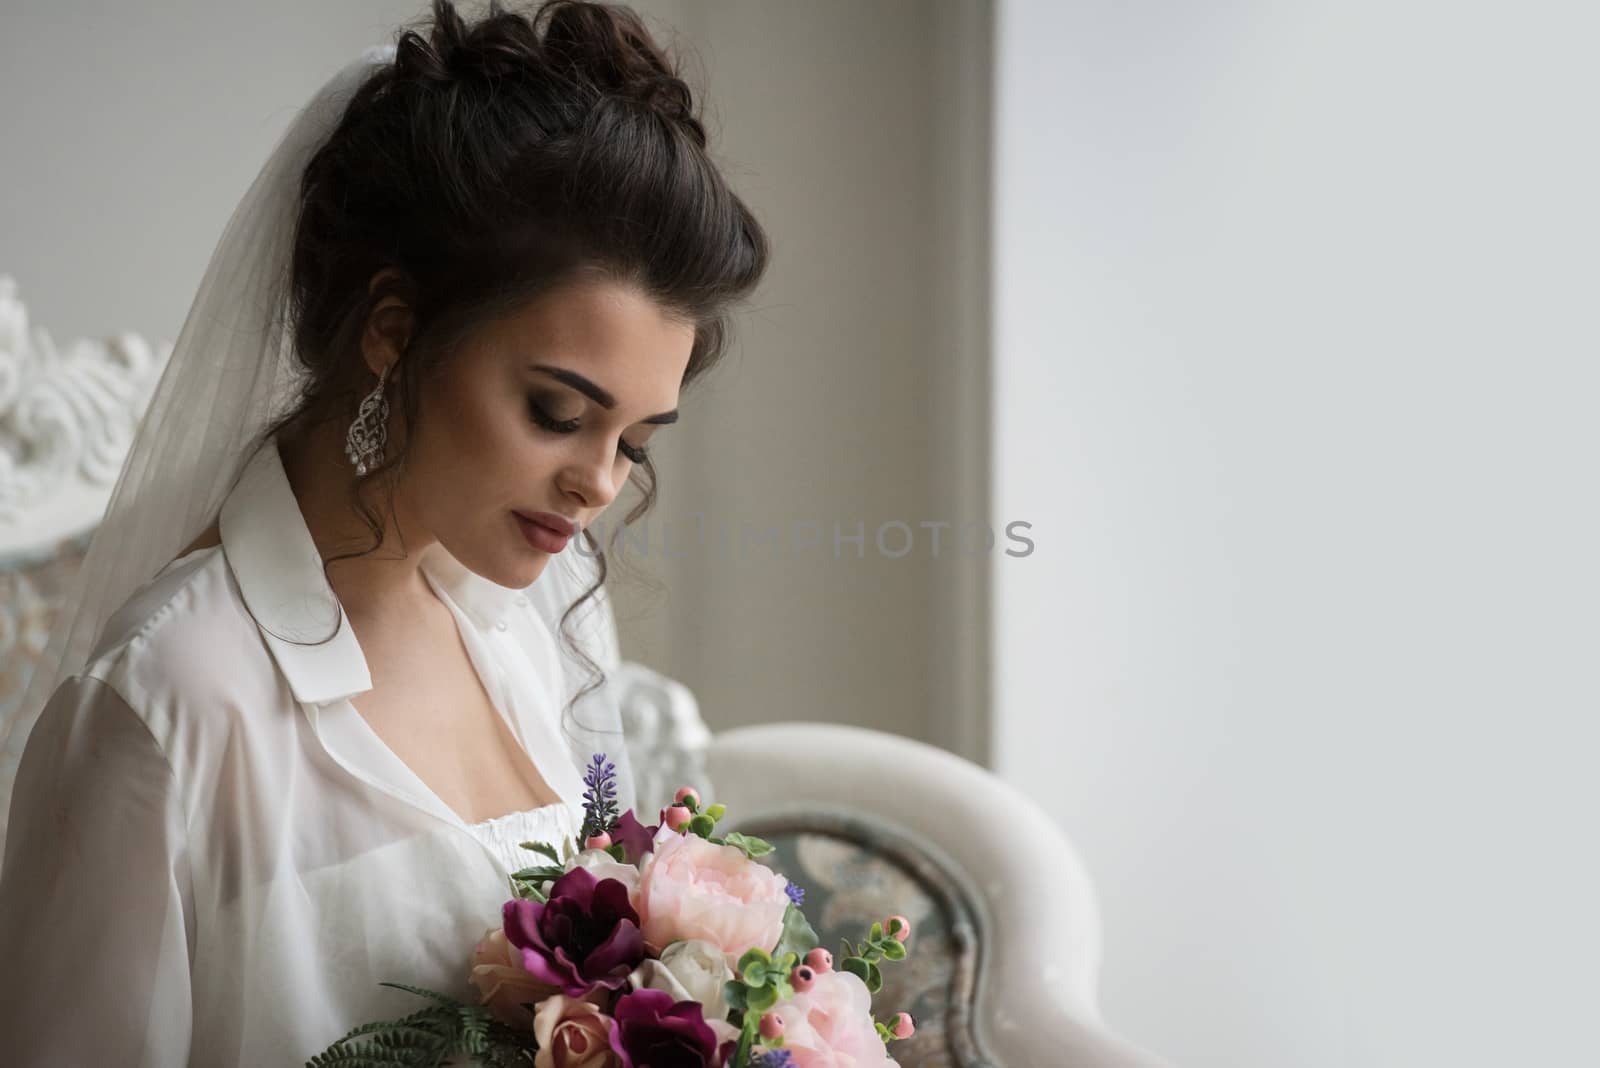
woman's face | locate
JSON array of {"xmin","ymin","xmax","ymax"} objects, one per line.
[{"xmin": 382, "ymin": 276, "xmax": 694, "ymax": 589}]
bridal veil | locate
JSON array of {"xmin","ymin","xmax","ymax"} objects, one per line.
[{"xmin": 0, "ymin": 43, "xmax": 636, "ymax": 861}]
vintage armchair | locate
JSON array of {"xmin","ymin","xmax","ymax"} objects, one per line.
[
  {"xmin": 1, "ymin": 276, "xmax": 1170, "ymax": 1067},
  {"xmin": 619, "ymin": 676, "xmax": 1172, "ymax": 1067}
]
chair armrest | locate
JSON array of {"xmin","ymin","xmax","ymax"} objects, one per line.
[
  {"xmin": 707, "ymin": 722, "xmax": 1172, "ymax": 1068},
  {"xmin": 613, "ymin": 659, "xmax": 715, "ymax": 814}
]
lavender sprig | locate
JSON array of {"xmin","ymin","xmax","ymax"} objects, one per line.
[
  {"xmin": 580, "ymin": 752, "xmax": 619, "ymax": 840},
  {"xmin": 784, "ymin": 879, "xmax": 806, "ymax": 907},
  {"xmin": 753, "ymin": 1051, "xmax": 796, "ymax": 1068}
]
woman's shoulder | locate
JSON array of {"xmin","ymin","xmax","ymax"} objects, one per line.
[{"xmin": 81, "ymin": 540, "xmax": 283, "ymax": 734}]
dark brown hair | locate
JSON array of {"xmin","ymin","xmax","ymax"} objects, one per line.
[{"xmin": 258, "ymin": 0, "xmax": 768, "ymax": 731}]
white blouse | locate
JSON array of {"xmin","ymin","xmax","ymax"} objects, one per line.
[
  {"xmin": 0, "ymin": 438, "xmax": 620, "ymax": 1066},
  {"xmin": 463, "ymin": 802, "xmax": 583, "ymax": 877}
]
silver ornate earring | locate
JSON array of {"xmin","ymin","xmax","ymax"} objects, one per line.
[{"xmin": 344, "ymin": 364, "xmax": 391, "ymax": 477}]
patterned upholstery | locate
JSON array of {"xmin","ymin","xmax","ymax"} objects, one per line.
[{"xmin": 735, "ymin": 811, "xmax": 995, "ymax": 1067}]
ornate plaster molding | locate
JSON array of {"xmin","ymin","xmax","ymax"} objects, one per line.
[{"xmin": 0, "ymin": 275, "xmax": 171, "ymax": 561}]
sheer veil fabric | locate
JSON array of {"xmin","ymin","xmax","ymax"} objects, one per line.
[{"xmin": 0, "ymin": 43, "xmax": 636, "ymax": 863}]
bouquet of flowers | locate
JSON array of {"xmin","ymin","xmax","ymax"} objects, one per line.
[{"xmin": 308, "ymin": 754, "xmax": 916, "ymax": 1067}]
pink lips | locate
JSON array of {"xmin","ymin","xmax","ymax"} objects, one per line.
[
  {"xmin": 521, "ymin": 511, "xmax": 577, "ymax": 537},
  {"xmin": 514, "ymin": 511, "xmax": 574, "ymax": 553}
]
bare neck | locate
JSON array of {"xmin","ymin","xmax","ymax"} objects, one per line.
[{"xmin": 274, "ymin": 421, "xmax": 439, "ymax": 626}]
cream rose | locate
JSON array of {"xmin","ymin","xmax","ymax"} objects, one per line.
[
  {"xmin": 467, "ymin": 927, "xmax": 563, "ymax": 1029},
  {"xmin": 565, "ymin": 847, "xmax": 642, "ymax": 908},
  {"xmin": 636, "ymin": 831, "xmax": 792, "ymax": 968},
  {"xmin": 625, "ymin": 938, "xmax": 736, "ymax": 1022},
  {"xmin": 532, "ymin": 995, "xmax": 621, "ymax": 1068}
]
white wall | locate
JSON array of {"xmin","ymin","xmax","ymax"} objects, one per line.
[
  {"xmin": 0, "ymin": 0, "xmax": 423, "ymax": 343},
  {"xmin": 601, "ymin": 0, "xmax": 994, "ymax": 762},
  {"xmin": 992, "ymin": 2, "xmax": 1598, "ymax": 1065}
]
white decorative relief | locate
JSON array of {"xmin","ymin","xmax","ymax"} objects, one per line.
[
  {"xmin": 0, "ymin": 276, "xmax": 171, "ymax": 561},
  {"xmin": 613, "ymin": 660, "xmax": 715, "ymax": 814}
]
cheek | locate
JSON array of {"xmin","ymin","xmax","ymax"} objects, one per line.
[{"xmin": 411, "ymin": 388, "xmax": 528, "ymax": 508}]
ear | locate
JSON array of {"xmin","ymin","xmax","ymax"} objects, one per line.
[{"xmin": 360, "ymin": 268, "xmax": 415, "ymax": 379}]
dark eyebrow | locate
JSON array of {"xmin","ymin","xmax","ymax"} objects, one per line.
[{"xmin": 531, "ymin": 364, "xmax": 679, "ymax": 424}]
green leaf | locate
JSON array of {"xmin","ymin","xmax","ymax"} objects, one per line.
[
  {"xmin": 865, "ymin": 960, "xmax": 883, "ymax": 994},
  {"xmin": 721, "ymin": 832, "xmax": 775, "ymax": 859},
  {"xmin": 509, "ymin": 864, "xmax": 566, "ymax": 882},
  {"xmin": 518, "ymin": 840, "xmax": 562, "ymax": 864},
  {"xmin": 738, "ymin": 947, "xmax": 773, "ymax": 976},
  {"xmin": 868, "ymin": 921, "xmax": 883, "ymax": 942},
  {"xmin": 773, "ymin": 904, "xmax": 820, "ymax": 962},
  {"xmin": 689, "ymin": 814, "xmax": 716, "ymax": 838},
  {"xmin": 730, "ymin": 1011, "xmax": 759, "ymax": 1068},
  {"xmin": 705, "ymin": 803, "xmax": 727, "ymax": 822},
  {"xmin": 880, "ymin": 938, "xmax": 907, "ymax": 961},
  {"xmin": 840, "ymin": 956, "xmax": 871, "ymax": 984},
  {"xmin": 723, "ymin": 980, "xmax": 748, "ymax": 1013},
  {"xmin": 304, "ymin": 986, "xmax": 536, "ymax": 1067},
  {"xmin": 746, "ymin": 983, "xmax": 779, "ymax": 1013},
  {"xmin": 377, "ymin": 982, "xmax": 459, "ymax": 1005}
]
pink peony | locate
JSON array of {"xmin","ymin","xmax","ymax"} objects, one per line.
[
  {"xmin": 467, "ymin": 927, "xmax": 564, "ymax": 1028},
  {"xmin": 636, "ymin": 831, "xmax": 792, "ymax": 967},
  {"xmin": 771, "ymin": 969, "xmax": 900, "ymax": 1067},
  {"xmin": 533, "ymin": 995, "xmax": 622, "ymax": 1068}
]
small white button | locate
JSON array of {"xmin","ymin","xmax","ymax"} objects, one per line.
[{"xmin": 496, "ymin": 619, "xmax": 509, "ymax": 631}]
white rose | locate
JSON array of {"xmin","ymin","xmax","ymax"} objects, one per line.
[
  {"xmin": 626, "ymin": 938, "xmax": 735, "ymax": 1021},
  {"xmin": 564, "ymin": 848, "xmax": 641, "ymax": 906}
]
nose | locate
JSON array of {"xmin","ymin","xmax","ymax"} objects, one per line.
[{"xmin": 557, "ymin": 443, "xmax": 621, "ymax": 512}]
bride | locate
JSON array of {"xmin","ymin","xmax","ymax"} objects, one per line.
[{"xmin": 0, "ymin": 1, "xmax": 768, "ymax": 1062}]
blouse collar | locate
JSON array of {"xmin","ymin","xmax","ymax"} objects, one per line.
[{"xmin": 217, "ymin": 437, "xmax": 520, "ymax": 706}]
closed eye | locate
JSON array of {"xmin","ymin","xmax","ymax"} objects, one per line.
[{"xmin": 528, "ymin": 400, "xmax": 650, "ymax": 464}]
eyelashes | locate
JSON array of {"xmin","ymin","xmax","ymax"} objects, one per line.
[{"xmin": 528, "ymin": 400, "xmax": 650, "ymax": 464}]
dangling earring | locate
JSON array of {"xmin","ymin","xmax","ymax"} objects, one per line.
[{"xmin": 344, "ymin": 364, "xmax": 391, "ymax": 477}]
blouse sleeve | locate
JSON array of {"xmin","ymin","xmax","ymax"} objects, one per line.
[{"xmin": 0, "ymin": 673, "xmax": 194, "ymax": 1066}]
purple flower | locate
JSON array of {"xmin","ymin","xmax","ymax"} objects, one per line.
[
  {"xmin": 784, "ymin": 879, "xmax": 805, "ymax": 907},
  {"xmin": 611, "ymin": 809, "xmax": 660, "ymax": 866},
  {"xmin": 755, "ymin": 1052, "xmax": 796, "ymax": 1068},
  {"xmin": 607, "ymin": 987, "xmax": 721, "ymax": 1068},
  {"xmin": 502, "ymin": 867, "xmax": 645, "ymax": 998},
  {"xmin": 582, "ymin": 753, "xmax": 620, "ymax": 840}
]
